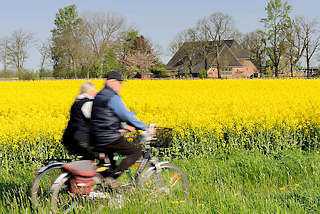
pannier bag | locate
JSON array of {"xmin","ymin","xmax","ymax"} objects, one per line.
[{"xmin": 62, "ymin": 160, "xmax": 97, "ymax": 195}]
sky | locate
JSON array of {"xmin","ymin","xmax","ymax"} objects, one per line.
[{"xmin": 0, "ymin": 0, "xmax": 319, "ymax": 70}]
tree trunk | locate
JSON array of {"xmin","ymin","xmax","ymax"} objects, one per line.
[
  {"xmin": 259, "ymin": 61, "xmax": 263, "ymax": 77},
  {"xmin": 3, "ymin": 60, "xmax": 7, "ymax": 78},
  {"xmin": 274, "ymin": 63, "xmax": 278, "ymax": 77},
  {"xmin": 306, "ymin": 48, "xmax": 310, "ymax": 78},
  {"xmin": 204, "ymin": 57, "xmax": 208, "ymax": 70},
  {"xmin": 71, "ymin": 56, "xmax": 78, "ymax": 79},
  {"xmin": 18, "ymin": 67, "xmax": 23, "ymax": 79},
  {"xmin": 216, "ymin": 45, "xmax": 221, "ymax": 79}
]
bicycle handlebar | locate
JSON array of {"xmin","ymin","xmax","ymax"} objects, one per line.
[{"xmin": 121, "ymin": 122, "xmax": 157, "ymax": 145}]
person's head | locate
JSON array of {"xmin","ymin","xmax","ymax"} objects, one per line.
[
  {"xmin": 80, "ymin": 81, "xmax": 97, "ymax": 97},
  {"xmin": 105, "ymin": 71, "xmax": 124, "ymax": 93}
]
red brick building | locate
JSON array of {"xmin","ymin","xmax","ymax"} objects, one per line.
[{"xmin": 166, "ymin": 40, "xmax": 258, "ymax": 78}]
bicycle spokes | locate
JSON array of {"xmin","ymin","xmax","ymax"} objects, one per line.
[{"xmin": 138, "ymin": 165, "xmax": 189, "ymax": 203}]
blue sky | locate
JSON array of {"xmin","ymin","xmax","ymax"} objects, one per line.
[{"xmin": 0, "ymin": 0, "xmax": 319, "ymax": 70}]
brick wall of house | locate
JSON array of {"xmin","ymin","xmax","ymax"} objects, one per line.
[{"xmin": 207, "ymin": 60, "xmax": 258, "ymax": 78}]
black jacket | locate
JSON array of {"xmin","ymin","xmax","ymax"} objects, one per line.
[
  {"xmin": 62, "ymin": 97, "xmax": 92, "ymax": 155},
  {"xmin": 90, "ymin": 86, "xmax": 122, "ymax": 146}
]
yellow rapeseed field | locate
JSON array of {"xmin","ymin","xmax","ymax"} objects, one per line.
[{"xmin": 0, "ymin": 79, "xmax": 320, "ymax": 148}]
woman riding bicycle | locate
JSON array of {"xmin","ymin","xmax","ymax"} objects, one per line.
[{"xmin": 61, "ymin": 81, "xmax": 97, "ymax": 159}]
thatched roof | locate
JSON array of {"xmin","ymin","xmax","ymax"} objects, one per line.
[{"xmin": 166, "ymin": 40, "xmax": 249, "ymax": 74}]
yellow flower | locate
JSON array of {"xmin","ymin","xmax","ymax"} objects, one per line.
[
  {"xmin": 0, "ymin": 79, "xmax": 320, "ymax": 151},
  {"xmin": 170, "ymin": 200, "xmax": 184, "ymax": 204},
  {"xmin": 280, "ymin": 187, "xmax": 285, "ymax": 191},
  {"xmin": 30, "ymin": 150, "xmax": 36, "ymax": 156},
  {"xmin": 12, "ymin": 144, "xmax": 19, "ymax": 150},
  {"xmin": 295, "ymin": 184, "xmax": 300, "ymax": 188}
]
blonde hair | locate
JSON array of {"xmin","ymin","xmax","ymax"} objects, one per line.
[{"xmin": 80, "ymin": 81, "xmax": 95, "ymax": 94}]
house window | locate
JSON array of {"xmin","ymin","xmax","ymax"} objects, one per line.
[{"xmin": 222, "ymin": 71, "xmax": 232, "ymax": 75}]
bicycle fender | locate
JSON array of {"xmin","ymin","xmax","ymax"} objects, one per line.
[
  {"xmin": 155, "ymin": 161, "xmax": 169, "ymax": 170},
  {"xmin": 36, "ymin": 162, "xmax": 64, "ymax": 174},
  {"xmin": 145, "ymin": 161, "xmax": 169, "ymax": 173},
  {"xmin": 139, "ymin": 161, "xmax": 170, "ymax": 183},
  {"xmin": 52, "ymin": 172, "xmax": 69, "ymax": 185}
]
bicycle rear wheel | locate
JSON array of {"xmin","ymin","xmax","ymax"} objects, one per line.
[
  {"xmin": 50, "ymin": 173, "xmax": 111, "ymax": 213},
  {"xmin": 138, "ymin": 163, "xmax": 189, "ymax": 203},
  {"xmin": 30, "ymin": 166, "xmax": 62, "ymax": 208}
]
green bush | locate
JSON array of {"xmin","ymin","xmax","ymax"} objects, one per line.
[
  {"xmin": 22, "ymin": 71, "xmax": 39, "ymax": 80},
  {"xmin": 199, "ymin": 69, "xmax": 208, "ymax": 79}
]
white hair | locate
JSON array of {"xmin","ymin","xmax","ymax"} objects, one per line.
[{"xmin": 80, "ymin": 81, "xmax": 95, "ymax": 94}]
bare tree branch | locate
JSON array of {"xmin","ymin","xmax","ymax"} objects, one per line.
[{"xmin": 6, "ymin": 29, "xmax": 34, "ymax": 79}]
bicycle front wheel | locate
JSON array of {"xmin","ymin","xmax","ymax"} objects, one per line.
[{"xmin": 138, "ymin": 163, "xmax": 189, "ymax": 203}]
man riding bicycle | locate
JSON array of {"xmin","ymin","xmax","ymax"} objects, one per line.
[{"xmin": 90, "ymin": 71, "xmax": 155, "ymax": 186}]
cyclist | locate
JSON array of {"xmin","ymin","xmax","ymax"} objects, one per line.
[
  {"xmin": 61, "ymin": 81, "xmax": 97, "ymax": 159},
  {"xmin": 90, "ymin": 71, "xmax": 155, "ymax": 186}
]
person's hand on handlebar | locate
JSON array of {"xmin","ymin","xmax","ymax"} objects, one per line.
[
  {"xmin": 146, "ymin": 128, "xmax": 156, "ymax": 136},
  {"xmin": 124, "ymin": 125, "xmax": 136, "ymax": 132},
  {"xmin": 120, "ymin": 125, "xmax": 136, "ymax": 135},
  {"xmin": 120, "ymin": 125, "xmax": 156, "ymax": 136}
]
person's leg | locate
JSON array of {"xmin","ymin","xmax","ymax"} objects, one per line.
[
  {"xmin": 78, "ymin": 141, "xmax": 95, "ymax": 160},
  {"xmin": 107, "ymin": 152, "xmax": 116, "ymax": 170},
  {"xmin": 103, "ymin": 136, "xmax": 142, "ymax": 179}
]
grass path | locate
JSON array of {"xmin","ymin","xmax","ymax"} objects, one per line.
[{"xmin": 1, "ymin": 149, "xmax": 320, "ymax": 213}]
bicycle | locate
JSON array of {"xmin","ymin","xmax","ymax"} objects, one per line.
[{"xmin": 50, "ymin": 123, "xmax": 189, "ymax": 213}]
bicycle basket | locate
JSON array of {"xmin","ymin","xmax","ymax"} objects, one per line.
[{"xmin": 150, "ymin": 127, "xmax": 173, "ymax": 148}]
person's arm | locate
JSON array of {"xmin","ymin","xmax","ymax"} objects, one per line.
[{"xmin": 108, "ymin": 95, "xmax": 147, "ymax": 130}]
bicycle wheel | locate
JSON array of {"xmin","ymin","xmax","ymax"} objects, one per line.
[
  {"xmin": 50, "ymin": 173, "xmax": 110, "ymax": 213},
  {"xmin": 30, "ymin": 166, "xmax": 63, "ymax": 208},
  {"xmin": 138, "ymin": 163, "xmax": 189, "ymax": 203}
]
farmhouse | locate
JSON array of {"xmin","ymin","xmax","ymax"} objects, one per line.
[{"xmin": 166, "ymin": 40, "xmax": 258, "ymax": 78}]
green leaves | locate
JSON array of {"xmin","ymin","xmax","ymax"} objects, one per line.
[
  {"xmin": 261, "ymin": 0, "xmax": 292, "ymax": 76},
  {"xmin": 52, "ymin": 5, "xmax": 82, "ymax": 35},
  {"xmin": 102, "ymin": 48, "xmax": 118, "ymax": 77}
]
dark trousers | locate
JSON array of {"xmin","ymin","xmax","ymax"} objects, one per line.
[{"xmin": 96, "ymin": 136, "xmax": 142, "ymax": 177}]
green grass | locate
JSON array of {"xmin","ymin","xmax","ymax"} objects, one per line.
[{"xmin": 1, "ymin": 149, "xmax": 320, "ymax": 213}]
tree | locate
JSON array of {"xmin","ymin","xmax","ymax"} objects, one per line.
[
  {"xmin": 241, "ymin": 30, "xmax": 267, "ymax": 75},
  {"xmin": 124, "ymin": 35, "xmax": 156, "ymax": 76},
  {"xmin": 51, "ymin": 5, "xmax": 84, "ymax": 78},
  {"xmin": 38, "ymin": 39, "xmax": 51, "ymax": 78},
  {"xmin": 102, "ymin": 47, "xmax": 118, "ymax": 76},
  {"xmin": 197, "ymin": 12, "xmax": 237, "ymax": 78},
  {"xmin": 0, "ymin": 38, "xmax": 9, "ymax": 78},
  {"xmin": 284, "ymin": 17, "xmax": 306, "ymax": 77},
  {"xmin": 81, "ymin": 12, "xmax": 125, "ymax": 68},
  {"xmin": 261, "ymin": 0, "xmax": 291, "ymax": 77},
  {"xmin": 6, "ymin": 30, "xmax": 34, "ymax": 79},
  {"xmin": 300, "ymin": 17, "xmax": 320, "ymax": 77}
]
